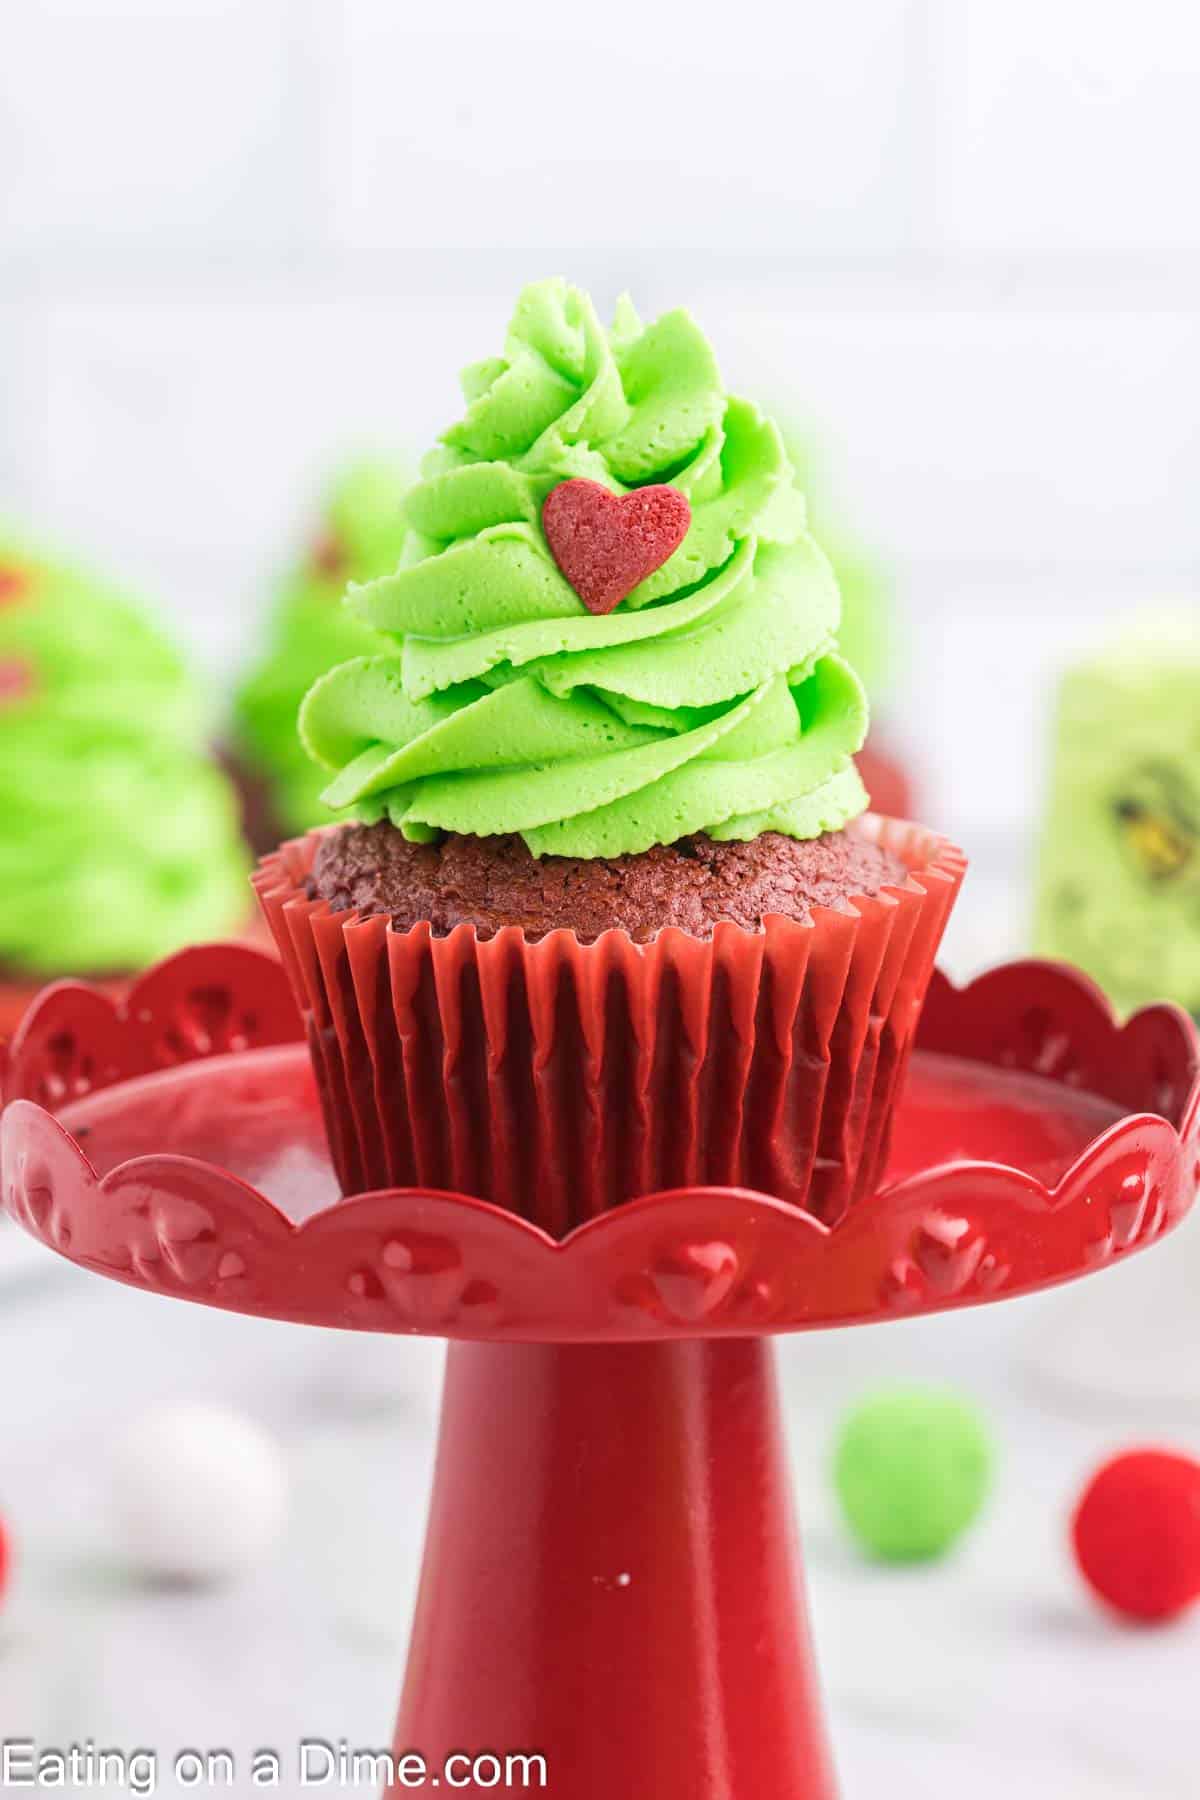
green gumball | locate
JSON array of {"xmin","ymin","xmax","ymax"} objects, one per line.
[{"xmin": 833, "ymin": 1388, "xmax": 993, "ymax": 1562}]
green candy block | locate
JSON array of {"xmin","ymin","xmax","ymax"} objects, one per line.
[{"xmin": 1034, "ymin": 614, "xmax": 1200, "ymax": 1017}]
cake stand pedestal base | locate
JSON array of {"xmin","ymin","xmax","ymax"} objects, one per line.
[
  {"xmin": 4, "ymin": 952, "xmax": 1198, "ymax": 1800},
  {"xmin": 396, "ymin": 1337, "xmax": 833, "ymax": 1799}
]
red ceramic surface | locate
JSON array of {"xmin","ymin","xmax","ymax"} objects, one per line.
[
  {"xmin": 0, "ymin": 971, "xmax": 128, "ymax": 1043},
  {"xmin": 3, "ymin": 945, "xmax": 1197, "ymax": 1800},
  {"xmin": 393, "ymin": 1336, "xmax": 836, "ymax": 1799},
  {"xmin": 2, "ymin": 953, "xmax": 1196, "ymax": 1341},
  {"xmin": 0, "ymin": 923, "xmax": 278, "ymax": 1045}
]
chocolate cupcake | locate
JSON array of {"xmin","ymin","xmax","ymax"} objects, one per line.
[{"xmin": 257, "ymin": 279, "xmax": 963, "ymax": 1229}]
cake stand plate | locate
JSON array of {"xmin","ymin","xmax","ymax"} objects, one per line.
[{"xmin": 2, "ymin": 949, "xmax": 1198, "ymax": 1799}]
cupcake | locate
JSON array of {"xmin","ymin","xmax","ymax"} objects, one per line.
[
  {"xmin": 1034, "ymin": 610, "xmax": 1200, "ymax": 1015},
  {"xmin": 0, "ymin": 537, "xmax": 250, "ymax": 1033},
  {"xmin": 232, "ymin": 459, "xmax": 409, "ymax": 845},
  {"xmin": 785, "ymin": 430, "xmax": 914, "ymax": 820},
  {"xmin": 257, "ymin": 280, "xmax": 963, "ymax": 1231}
]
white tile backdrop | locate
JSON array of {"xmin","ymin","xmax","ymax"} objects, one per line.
[{"xmin": 3, "ymin": 0, "xmax": 1199, "ymax": 884}]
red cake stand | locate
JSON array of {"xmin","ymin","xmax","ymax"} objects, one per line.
[{"xmin": 3, "ymin": 947, "xmax": 1198, "ymax": 1800}]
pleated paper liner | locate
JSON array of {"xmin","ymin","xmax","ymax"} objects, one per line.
[{"xmin": 254, "ymin": 818, "xmax": 964, "ymax": 1235}]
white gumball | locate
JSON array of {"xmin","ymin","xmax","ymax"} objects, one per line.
[{"xmin": 111, "ymin": 1402, "xmax": 287, "ymax": 1584}]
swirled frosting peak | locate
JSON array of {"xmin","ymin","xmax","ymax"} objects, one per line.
[{"xmin": 300, "ymin": 279, "xmax": 870, "ymax": 858}]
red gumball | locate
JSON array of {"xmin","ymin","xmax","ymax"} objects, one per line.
[{"xmin": 1072, "ymin": 1450, "xmax": 1200, "ymax": 1623}]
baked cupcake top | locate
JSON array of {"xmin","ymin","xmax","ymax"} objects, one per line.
[
  {"xmin": 300, "ymin": 279, "xmax": 869, "ymax": 858},
  {"xmin": 0, "ymin": 539, "xmax": 248, "ymax": 976},
  {"xmin": 233, "ymin": 459, "xmax": 409, "ymax": 835}
]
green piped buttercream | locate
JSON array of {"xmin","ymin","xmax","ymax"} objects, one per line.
[
  {"xmin": 0, "ymin": 537, "xmax": 248, "ymax": 976},
  {"xmin": 300, "ymin": 281, "xmax": 870, "ymax": 857}
]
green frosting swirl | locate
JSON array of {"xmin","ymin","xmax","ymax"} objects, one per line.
[
  {"xmin": 0, "ymin": 539, "xmax": 249, "ymax": 976},
  {"xmin": 233, "ymin": 460, "xmax": 410, "ymax": 834},
  {"xmin": 300, "ymin": 280, "xmax": 869, "ymax": 858}
]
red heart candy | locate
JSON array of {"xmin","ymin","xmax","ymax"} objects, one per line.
[{"xmin": 542, "ymin": 478, "xmax": 691, "ymax": 616}]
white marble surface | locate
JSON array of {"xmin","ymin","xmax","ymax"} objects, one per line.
[{"xmin": 3, "ymin": 1212, "xmax": 1200, "ymax": 1798}]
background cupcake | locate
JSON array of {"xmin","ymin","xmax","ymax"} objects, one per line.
[
  {"xmin": 258, "ymin": 279, "xmax": 962, "ymax": 1230},
  {"xmin": 1034, "ymin": 611, "xmax": 1200, "ymax": 1016},
  {"xmin": 231, "ymin": 459, "xmax": 409, "ymax": 847},
  {"xmin": 785, "ymin": 430, "xmax": 914, "ymax": 822},
  {"xmin": 0, "ymin": 536, "xmax": 250, "ymax": 1034}
]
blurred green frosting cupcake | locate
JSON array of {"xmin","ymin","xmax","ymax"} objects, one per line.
[
  {"xmin": 233, "ymin": 460, "xmax": 410, "ymax": 836},
  {"xmin": 1034, "ymin": 612, "xmax": 1200, "ymax": 1015},
  {"xmin": 0, "ymin": 539, "xmax": 248, "ymax": 977},
  {"xmin": 300, "ymin": 279, "xmax": 870, "ymax": 858},
  {"xmin": 783, "ymin": 432, "xmax": 895, "ymax": 704}
]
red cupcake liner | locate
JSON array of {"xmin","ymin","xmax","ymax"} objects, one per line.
[{"xmin": 254, "ymin": 818, "xmax": 964, "ymax": 1234}]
